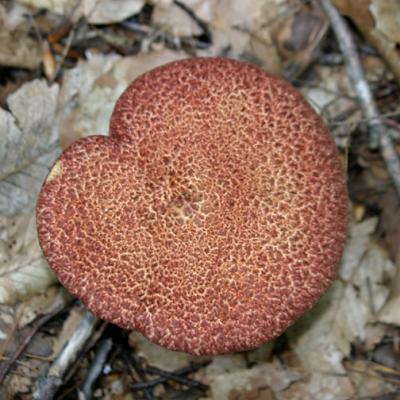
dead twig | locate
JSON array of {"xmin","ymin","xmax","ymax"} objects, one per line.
[
  {"xmin": 145, "ymin": 365, "xmax": 208, "ymax": 391},
  {"xmin": 120, "ymin": 347, "xmax": 154, "ymax": 400},
  {"xmin": 0, "ymin": 302, "xmax": 66, "ymax": 384},
  {"xmin": 52, "ymin": 28, "xmax": 76, "ymax": 82},
  {"xmin": 320, "ymin": 0, "xmax": 400, "ymax": 198},
  {"xmin": 32, "ymin": 308, "xmax": 99, "ymax": 400},
  {"xmin": 80, "ymin": 338, "xmax": 113, "ymax": 400},
  {"xmin": 59, "ymin": 320, "xmax": 108, "ymax": 397},
  {"xmin": 131, "ymin": 362, "xmax": 210, "ymax": 392}
]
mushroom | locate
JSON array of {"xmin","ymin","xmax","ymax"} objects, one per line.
[{"xmin": 37, "ymin": 57, "xmax": 347, "ymax": 355}]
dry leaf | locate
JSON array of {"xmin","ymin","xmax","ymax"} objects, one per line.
[
  {"xmin": 17, "ymin": 0, "xmax": 145, "ymax": 24},
  {"xmin": 152, "ymin": 0, "xmax": 283, "ymax": 72},
  {"xmin": 287, "ymin": 218, "xmax": 395, "ymax": 376},
  {"xmin": 129, "ymin": 331, "xmax": 203, "ymax": 371},
  {"xmin": 333, "ymin": 0, "xmax": 400, "ymax": 86},
  {"xmin": 152, "ymin": 1, "xmax": 204, "ymax": 37},
  {"xmin": 82, "ymin": 0, "xmax": 145, "ymax": 24},
  {"xmin": 0, "ymin": 214, "xmax": 57, "ymax": 305},
  {"xmin": 209, "ymin": 359, "xmax": 302, "ymax": 400},
  {"xmin": 18, "ymin": 286, "xmax": 71, "ymax": 327},
  {"xmin": 0, "ymin": 231, "xmax": 56, "ymax": 304},
  {"xmin": 300, "ymin": 64, "xmax": 361, "ymax": 148},
  {"xmin": 207, "ymin": 0, "xmax": 283, "ymax": 71},
  {"xmin": 271, "ymin": 1, "xmax": 329, "ymax": 79},
  {"xmin": 0, "ymin": 80, "xmax": 59, "ymax": 216},
  {"xmin": 204, "ymin": 353, "xmax": 247, "ymax": 377},
  {"xmin": 0, "ymin": 4, "xmax": 41, "ymax": 69},
  {"xmin": 345, "ymin": 359, "xmax": 397, "ymax": 398},
  {"xmin": 58, "ymin": 52, "xmax": 120, "ymax": 148},
  {"xmin": 1, "ymin": 80, "xmax": 59, "ymax": 181},
  {"xmin": 369, "ymin": 0, "xmax": 400, "ymax": 44},
  {"xmin": 377, "ymin": 296, "xmax": 400, "ymax": 326},
  {"xmin": 281, "ymin": 373, "xmax": 354, "ymax": 400},
  {"xmin": 0, "ymin": 287, "xmax": 69, "ymax": 358}
]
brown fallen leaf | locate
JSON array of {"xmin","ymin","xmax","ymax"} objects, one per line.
[
  {"xmin": 209, "ymin": 359, "xmax": 302, "ymax": 400},
  {"xmin": 0, "ymin": 4, "xmax": 41, "ymax": 70},
  {"xmin": 285, "ymin": 217, "xmax": 396, "ymax": 399},
  {"xmin": 0, "ymin": 214, "xmax": 57, "ymax": 304},
  {"xmin": 271, "ymin": 0, "xmax": 329, "ymax": 80},
  {"xmin": 369, "ymin": 0, "xmax": 400, "ymax": 44},
  {"xmin": 152, "ymin": 0, "xmax": 283, "ymax": 73},
  {"xmin": 17, "ymin": 0, "xmax": 146, "ymax": 24},
  {"xmin": 129, "ymin": 331, "xmax": 206, "ymax": 372},
  {"xmin": 344, "ymin": 359, "xmax": 397, "ymax": 397},
  {"xmin": 42, "ymin": 41, "xmax": 57, "ymax": 82},
  {"xmin": 152, "ymin": 0, "xmax": 205, "ymax": 37},
  {"xmin": 0, "ymin": 79, "xmax": 60, "ymax": 216}
]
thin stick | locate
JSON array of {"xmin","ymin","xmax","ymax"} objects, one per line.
[
  {"xmin": 0, "ymin": 300, "xmax": 67, "ymax": 385},
  {"xmin": 80, "ymin": 338, "xmax": 113, "ymax": 400},
  {"xmin": 32, "ymin": 308, "xmax": 99, "ymax": 400},
  {"xmin": 131, "ymin": 361, "xmax": 210, "ymax": 390},
  {"xmin": 145, "ymin": 365, "xmax": 208, "ymax": 391},
  {"xmin": 320, "ymin": 0, "xmax": 381, "ymax": 148},
  {"xmin": 132, "ymin": 362, "xmax": 209, "ymax": 392},
  {"xmin": 120, "ymin": 348, "xmax": 154, "ymax": 400},
  {"xmin": 320, "ymin": 0, "xmax": 400, "ymax": 197}
]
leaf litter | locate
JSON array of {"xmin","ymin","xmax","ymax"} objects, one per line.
[{"xmin": 0, "ymin": 0, "xmax": 400, "ymax": 398}]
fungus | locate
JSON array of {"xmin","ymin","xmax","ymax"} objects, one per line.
[{"xmin": 37, "ymin": 58, "xmax": 347, "ymax": 355}]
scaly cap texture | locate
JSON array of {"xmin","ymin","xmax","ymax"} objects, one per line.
[{"xmin": 37, "ymin": 58, "xmax": 347, "ymax": 355}]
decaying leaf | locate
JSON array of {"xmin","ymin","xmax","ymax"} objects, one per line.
[
  {"xmin": 57, "ymin": 51, "xmax": 120, "ymax": 148},
  {"xmin": 0, "ymin": 4, "xmax": 41, "ymax": 69},
  {"xmin": 377, "ymin": 296, "xmax": 400, "ymax": 326},
  {"xmin": 271, "ymin": 0, "xmax": 329, "ymax": 79},
  {"xmin": 281, "ymin": 373, "xmax": 354, "ymax": 400},
  {"xmin": 82, "ymin": 0, "xmax": 145, "ymax": 24},
  {"xmin": 129, "ymin": 331, "xmax": 204, "ymax": 371},
  {"xmin": 0, "ymin": 215, "xmax": 56, "ymax": 304},
  {"xmin": 283, "ymin": 217, "xmax": 395, "ymax": 398},
  {"xmin": 0, "ymin": 80, "xmax": 59, "ymax": 181},
  {"xmin": 333, "ymin": 0, "xmax": 400, "ymax": 85},
  {"xmin": 16, "ymin": 0, "xmax": 145, "ymax": 24},
  {"xmin": 288, "ymin": 219, "xmax": 391, "ymax": 364},
  {"xmin": 369, "ymin": 0, "xmax": 400, "ymax": 44},
  {"xmin": 0, "ymin": 287, "xmax": 72, "ymax": 399},
  {"xmin": 152, "ymin": 0, "xmax": 283, "ymax": 72},
  {"xmin": 18, "ymin": 286, "xmax": 71, "ymax": 327},
  {"xmin": 209, "ymin": 359, "xmax": 302, "ymax": 400},
  {"xmin": 0, "ymin": 2, "xmax": 399, "ymax": 397},
  {"xmin": 344, "ymin": 359, "xmax": 397, "ymax": 398},
  {"xmin": 152, "ymin": 1, "xmax": 206, "ymax": 37},
  {"xmin": 0, "ymin": 80, "xmax": 59, "ymax": 216}
]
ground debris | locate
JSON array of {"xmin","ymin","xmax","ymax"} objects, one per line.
[{"xmin": 0, "ymin": 0, "xmax": 399, "ymax": 398}]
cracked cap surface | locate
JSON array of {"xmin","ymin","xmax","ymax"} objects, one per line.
[{"xmin": 37, "ymin": 58, "xmax": 347, "ymax": 355}]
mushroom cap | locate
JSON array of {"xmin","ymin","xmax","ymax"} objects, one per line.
[{"xmin": 37, "ymin": 58, "xmax": 347, "ymax": 355}]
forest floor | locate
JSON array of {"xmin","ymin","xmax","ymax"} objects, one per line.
[{"xmin": 0, "ymin": 0, "xmax": 400, "ymax": 399}]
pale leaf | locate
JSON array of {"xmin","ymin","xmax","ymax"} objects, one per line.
[{"xmin": 288, "ymin": 218, "xmax": 395, "ymax": 377}]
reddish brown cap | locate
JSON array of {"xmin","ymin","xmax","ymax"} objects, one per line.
[{"xmin": 37, "ymin": 58, "xmax": 347, "ymax": 355}]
